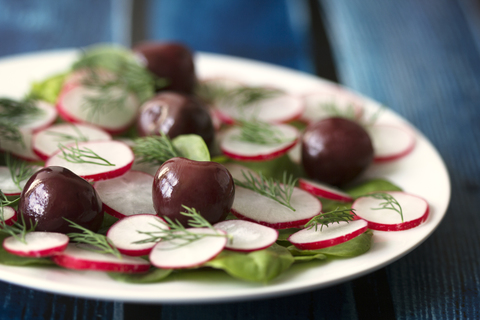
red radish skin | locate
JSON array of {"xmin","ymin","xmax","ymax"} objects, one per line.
[
  {"xmin": 352, "ymin": 191, "xmax": 429, "ymax": 231},
  {"xmin": 231, "ymin": 186, "xmax": 322, "ymax": 229},
  {"xmin": 220, "ymin": 124, "xmax": 299, "ymax": 161},
  {"xmin": 149, "ymin": 228, "xmax": 227, "ymax": 269},
  {"xmin": 32, "ymin": 123, "xmax": 112, "ymax": 160},
  {"xmin": 107, "ymin": 214, "xmax": 168, "ymax": 256},
  {"xmin": 0, "ymin": 206, "xmax": 17, "ymax": 226},
  {"xmin": 3, "ymin": 232, "xmax": 69, "ymax": 258},
  {"xmin": 288, "ymin": 220, "xmax": 368, "ymax": 250},
  {"xmin": 52, "ymin": 244, "xmax": 150, "ymax": 273},
  {"xmin": 45, "ymin": 140, "xmax": 134, "ymax": 182},
  {"xmin": 367, "ymin": 125, "xmax": 416, "ymax": 162},
  {"xmin": 299, "ymin": 178, "xmax": 354, "ymax": 202},
  {"xmin": 94, "ymin": 171, "xmax": 156, "ymax": 219},
  {"xmin": 214, "ymin": 220, "xmax": 278, "ymax": 252}
]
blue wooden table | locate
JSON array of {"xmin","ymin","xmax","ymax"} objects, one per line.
[{"xmin": 0, "ymin": 0, "xmax": 478, "ymax": 319}]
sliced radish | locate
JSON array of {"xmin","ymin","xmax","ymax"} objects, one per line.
[
  {"xmin": 3, "ymin": 231, "xmax": 69, "ymax": 257},
  {"xmin": 32, "ymin": 123, "xmax": 112, "ymax": 160},
  {"xmin": 0, "ymin": 206, "xmax": 17, "ymax": 226},
  {"xmin": 222, "ymin": 163, "xmax": 259, "ymax": 182},
  {"xmin": 0, "ymin": 166, "xmax": 41, "ymax": 196},
  {"xmin": 52, "ymin": 243, "xmax": 150, "ymax": 273},
  {"xmin": 287, "ymin": 141, "xmax": 301, "ymax": 164},
  {"xmin": 45, "ymin": 140, "xmax": 134, "ymax": 181},
  {"xmin": 149, "ymin": 228, "xmax": 227, "ymax": 269},
  {"xmin": 288, "ymin": 219, "xmax": 368, "ymax": 250},
  {"xmin": 301, "ymin": 90, "xmax": 363, "ymax": 124},
  {"xmin": 56, "ymin": 84, "xmax": 140, "ymax": 134},
  {"xmin": 231, "ymin": 186, "xmax": 322, "ymax": 229},
  {"xmin": 214, "ymin": 220, "xmax": 278, "ymax": 252},
  {"xmin": 216, "ymin": 93, "xmax": 304, "ymax": 124},
  {"xmin": 94, "ymin": 171, "xmax": 156, "ymax": 218},
  {"xmin": 107, "ymin": 214, "xmax": 168, "ymax": 256},
  {"xmin": 367, "ymin": 125, "xmax": 416, "ymax": 162},
  {"xmin": 352, "ymin": 191, "xmax": 429, "ymax": 231},
  {"xmin": 220, "ymin": 124, "xmax": 299, "ymax": 161},
  {"xmin": 299, "ymin": 178, "xmax": 353, "ymax": 202},
  {"xmin": 0, "ymin": 129, "xmax": 41, "ymax": 162},
  {"xmin": 16, "ymin": 101, "xmax": 58, "ymax": 132}
]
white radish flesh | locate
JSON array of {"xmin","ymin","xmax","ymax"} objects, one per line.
[
  {"xmin": 352, "ymin": 191, "xmax": 429, "ymax": 231},
  {"xmin": 45, "ymin": 140, "xmax": 134, "ymax": 181},
  {"xmin": 301, "ymin": 91, "xmax": 363, "ymax": 124},
  {"xmin": 299, "ymin": 178, "xmax": 353, "ymax": 202},
  {"xmin": 107, "ymin": 214, "xmax": 168, "ymax": 256},
  {"xmin": 222, "ymin": 163, "xmax": 259, "ymax": 182},
  {"xmin": 367, "ymin": 125, "xmax": 416, "ymax": 162},
  {"xmin": 220, "ymin": 124, "xmax": 299, "ymax": 161},
  {"xmin": 3, "ymin": 232, "xmax": 69, "ymax": 257},
  {"xmin": 0, "ymin": 129, "xmax": 41, "ymax": 162},
  {"xmin": 0, "ymin": 206, "xmax": 17, "ymax": 225},
  {"xmin": 149, "ymin": 228, "xmax": 227, "ymax": 269},
  {"xmin": 231, "ymin": 186, "xmax": 322, "ymax": 229},
  {"xmin": 94, "ymin": 171, "xmax": 156, "ymax": 218},
  {"xmin": 32, "ymin": 123, "xmax": 112, "ymax": 160},
  {"xmin": 214, "ymin": 220, "xmax": 278, "ymax": 252},
  {"xmin": 0, "ymin": 166, "xmax": 41, "ymax": 196},
  {"xmin": 56, "ymin": 85, "xmax": 139, "ymax": 134},
  {"xmin": 52, "ymin": 244, "xmax": 150, "ymax": 273},
  {"xmin": 288, "ymin": 219, "xmax": 368, "ymax": 250}
]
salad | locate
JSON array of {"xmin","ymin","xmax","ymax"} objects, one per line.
[{"xmin": 0, "ymin": 43, "xmax": 428, "ymax": 285}]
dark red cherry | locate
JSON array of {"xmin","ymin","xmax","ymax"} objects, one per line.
[
  {"xmin": 18, "ymin": 166, "xmax": 104, "ymax": 234},
  {"xmin": 133, "ymin": 41, "xmax": 196, "ymax": 93},
  {"xmin": 301, "ymin": 117, "xmax": 374, "ymax": 186},
  {"xmin": 152, "ymin": 157, "xmax": 235, "ymax": 226},
  {"xmin": 136, "ymin": 91, "xmax": 215, "ymax": 148}
]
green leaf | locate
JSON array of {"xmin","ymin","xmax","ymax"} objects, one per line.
[
  {"xmin": 28, "ymin": 72, "xmax": 68, "ymax": 104},
  {"xmin": 345, "ymin": 179, "xmax": 402, "ymax": 199},
  {"xmin": 204, "ymin": 243, "xmax": 294, "ymax": 283},
  {"xmin": 97, "ymin": 214, "xmax": 119, "ymax": 235},
  {"xmin": 108, "ymin": 268, "xmax": 172, "ymax": 284},
  {"xmin": 173, "ymin": 134, "xmax": 211, "ymax": 161},
  {"xmin": 288, "ymin": 230, "xmax": 373, "ymax": 258},
  {"xmin": 293, "ymin": 254, "xmax": 327, "ymax": 262}
]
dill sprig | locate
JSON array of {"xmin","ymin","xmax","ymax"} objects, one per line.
[
  {"xmin": 58, "ymin": 142, "xmax": 115, "ymax": 167},
  {"xmin": 45, "ymin": 125, "xmax": 89, "ymax": 143},
  {"xmin": 0, "ymin": 191, "xmax": 35, "ymax": 244},
  {"xmin": 234, "ymin": 119, "xmax": 290, "ymax": 145},
  {"xmin": 304, "ymin": 208, "xmax": 356, "ymax": 231},
  {"xmin": 0, "ymin": 98, "xmax": 43, "ymax": 126},
  {"xmin": 132, "ymin": 132, "xmax": 180, "ymax": 166},
  {"xmin": 361, "ymin": 192, "xmax": 404, "ymax": 222},
  {"xmin": 0, "ymin": 120, "xmax": 23, "ymax": 144},
  {"xmin": 320, "ymin": 102, "xmax": 357, "ymax": 120},
  {"xmin": 5, "ymin": 153, "xmax": 36, "ymax": 190},
  {"xmin": 197, "ymin": 82, "xmax": 283, "ymax": 107},
  {"xmin": 134, "ymin": 206, "xmax": 230, "ymax": 248},
  {"xmin": 65, "ymin": 218, "xmax": 121, "ymax": 258},
  {"xmin": 234, "ymin": 171, "xmax": 297, "ymax": 211}
]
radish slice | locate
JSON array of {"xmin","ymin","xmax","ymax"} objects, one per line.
[
  {"xmin": 94, "ymin": 171, "xmax": 155, "ymax": 218},
  {"xmin": 0, "ymin": 129, "xmax": 41, "ymax": 162},
  {"xmin": 352, "ymin": 191, "xmax": 429, "ymax": 231},
  {"xmin": 231, "ymin": 186, "xmax": 322, "ymax": 229},
  {"xmin": 16, "ymin": 101, "xmax": 58, "ymax": 132},
  {"xmin": 56, "ymin": 84, "xmax": 140, "ymax": 134},
  {"xmin": 149, "ymin": 228, "xmax": 227, "ymax": 269},
  {"xmin": 214, "ymin": 220, "xmax": 278, "ymax": 252},
  {"xmin": 52, "ymin": 243, "xmax": 151, "ymax": 273},
  {"xmin": 216, "ymin": 93, "xmax": 304, "ymax": 124},
  {"xmin": 45, "ymin": 140, "xmax": 134, "ymax": 181},
  {"xmin": 32, "ymin": 123, "xmax": 112, "ymax": 160},
  {"xmin": 301, "ymin": 91, "xmax": 363, "ymax": 124},
  {"xmin": 299, "ymin": 178, "xmax": 354, "ymax": 202},
  {"xmin": 367, "ymin": 125, "xmax": 416, "ymax": 162},
  {"xmin": 222, "ymin": 163, "xmax": 259, "ymax": 182},
  {"xmin": 0, "ymin": 166, "xmax": 41, "ymax": 196},
  {"xmin": 0, "ymin": 206, "xmax": 17, "ymax": 226},
  {"xmin": 220, "ymin": 124, "xmax": 299, "ymax": 161},
  {"xmin": 287, "ymin": 141, "xmax": 301, "ymax": 164},
  {"xmin": 288, "ymin": 219, "xmax": 368, "ymax": 250},
  {"xmin": 107, "ymin": 214, "xmax": 168, "ymax": 256},
  {"xmin": 3, "ymin": 231, "xmax": 69, "ymax": 257}
]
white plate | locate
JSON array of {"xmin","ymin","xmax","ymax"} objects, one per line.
[{"xmin": 0, "ymin": 49, "xmax": 450, "ymax": 303}]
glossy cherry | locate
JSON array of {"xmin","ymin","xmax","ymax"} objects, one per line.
[
  {"xmin": 136, "ymin": 91, "xmax": 215, "ymax": 148},
  {"xmin": 18, "ymin": 166, "xmax": 104, "ymax": 234},
  {"xmin": 301, "ymin": 117, "xmax": 374, "ymax": 186},
  {"xmin": 152, "ymin": 157, "xmax": 235, "ymax": 226}
]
